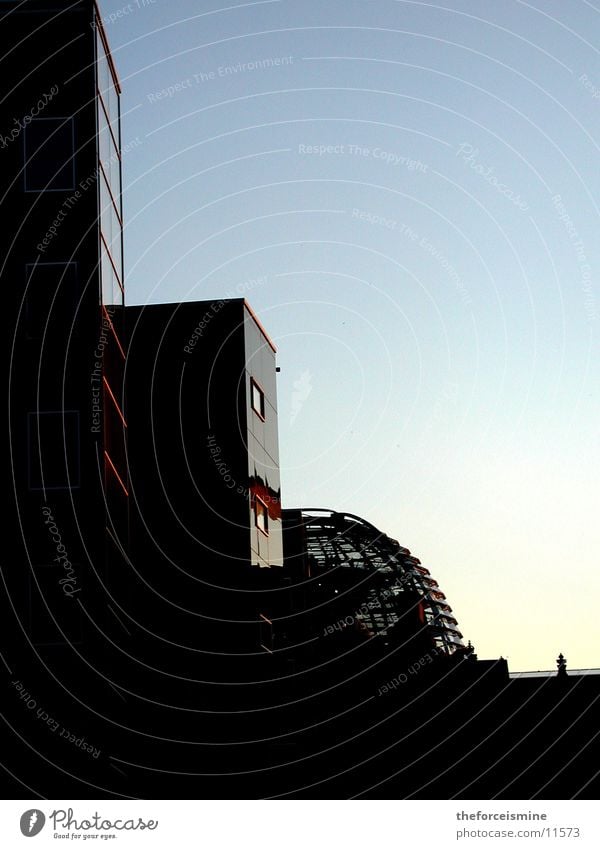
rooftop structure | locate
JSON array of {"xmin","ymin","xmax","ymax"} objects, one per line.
[{"xmin": 283, "ymin": 508, "xmax": 464, "ymax": 655}]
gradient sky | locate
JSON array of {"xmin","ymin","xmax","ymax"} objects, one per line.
[{"xmin": 99, "ymin": 0, "xmax": 599, "ymax": 672}]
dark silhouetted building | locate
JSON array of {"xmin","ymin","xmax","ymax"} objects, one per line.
[
  {"xmin": 1, "ymin": 0, "xmax": 598, "ymax": 804},
  {"xmin": 122, "ymin": 298, "xmax": 286, "ymax": 659},
  {"xmin": 1, "ymin": 0, "xmax": 128, "ymax": 653},
  {"xmin": 125, "ymin": 298, "xmax": 283, "ymax": 574}
]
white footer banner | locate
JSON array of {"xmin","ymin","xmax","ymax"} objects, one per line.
[{"xmin": 1, "ymin": 800, "xmax": 598, "ymax": 848}]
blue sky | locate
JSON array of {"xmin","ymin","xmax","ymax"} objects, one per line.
[{"xmin": 101, "ymin": 0, "xmax": 599, "ymax": 671}]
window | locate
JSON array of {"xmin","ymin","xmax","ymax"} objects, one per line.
[
  {"xmin": 29, "ymin": 567, "xmax": 83, "ymax": 646},
  {"xmin": 101, "ymin": 238, "xmax": 123, "ymax": 306},
  {"xmin": 254, "ymin": 496, "xmax": 269, "ymax": 536},
  {"xmin": 251, "ymin": 378, "xmax": 265, "ymax": 420},
  {"xmin": 24, "ymin": 118, "xmax": 75, "ymax": 192},
  {"xmin": 24, "ymin": 263, "xmax": 78, "ymax": 340},
  {"xmin": 28, "ymin": 410, "xmax": 80, "ymax": 490},
  {"xmin": 96, "ymin": 27, "xmax": 120, "ymax": 147}
]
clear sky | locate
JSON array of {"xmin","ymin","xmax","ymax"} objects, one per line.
[{"xmin": 101, "ymin": 0, "xmax": 599, "ymax": 672}]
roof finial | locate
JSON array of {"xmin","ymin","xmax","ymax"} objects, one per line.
[{"xmin": 556, "ymin": 652, "xmax": 568, "ymax": 677}]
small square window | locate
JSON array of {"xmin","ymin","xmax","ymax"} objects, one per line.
[
  {"xmin": 251, "ymin": 378, "xmax": 265, "ymax": 420},
  {"xmin": 255, "ymin": 496, "xmax": 269, "ymax": 536}
]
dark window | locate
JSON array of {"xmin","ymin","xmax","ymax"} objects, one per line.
[
  {"xmin": 251, "ymin": 378, "xmax": 265, "ymax": 420},
  {"xmin": 24, "ymin": 118, "xmax": 75, "ymax": 192},
  {"xmin": 29, "ymin": 566, "xmax": 83, "ymax": 646},
  {"xmin": 28, "ymin": 410, "xmax": 80, "ymax": 490},
  {"xmin": 24, "ymin": 263, "xmax": 78, "ymax": 340},
  {"xmin": 255, "ymin": 496, "xmax": 269, "ymax": 535}
]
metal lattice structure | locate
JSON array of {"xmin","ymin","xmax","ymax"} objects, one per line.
[{"xmin": 289, "ymin": 508, "xmax": 464, "ymax": 655}]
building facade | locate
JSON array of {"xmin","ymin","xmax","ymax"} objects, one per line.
[
  {"xmin": 123, "ymin": 298, "xmax": 286, "ymax": 664},
  {"xmin": 1, "ymin": 0, "xmax": 128, "ymax": 653},
  {"xmin": 125, "ymin": 298, "xmax": 283, "ymax": 575}
]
